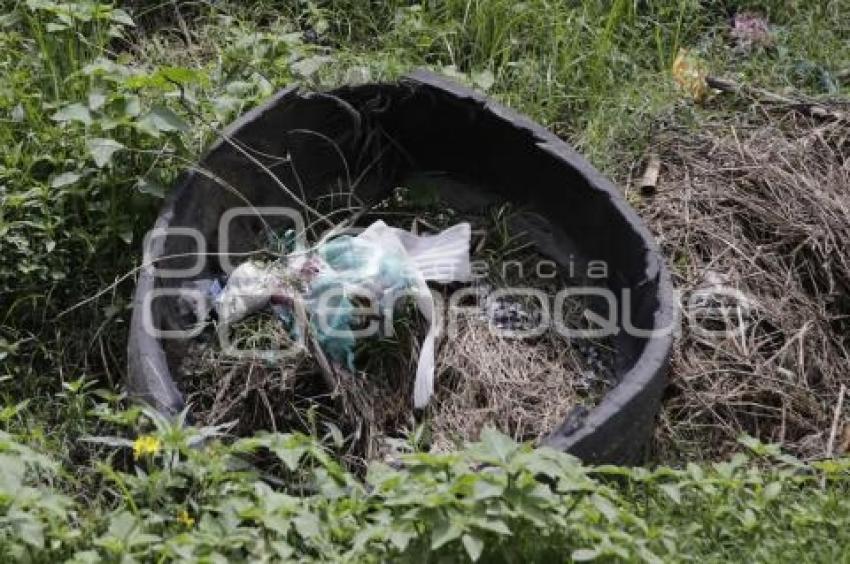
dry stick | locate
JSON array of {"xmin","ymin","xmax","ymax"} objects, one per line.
[
  {"xmin": 292, "ymin": 293, "xmax": 344, "ymax": 396},
  {"xmin": 826, "ymin": 384, "xmax": 846, "ymax": 459},
  {"xmin": 171, "ymin": 0, "xmax": 193, "ymax": 48},
  {"xmin": 127, "ymin": 146, "xmax": 282, "ymax": 237},
  {"xmin": 706, "ymin": 76, "xmax": 848, "ymax": 123},
  {"xmin": 166, "ymin": 79, "xmax": 332, "ymax": 229},
  {"xmin": 59, "ymin": 142, "xmax": 343, "ymax": 319},
  {"xmin": 57, "ymin": 249, "xmax": 272, "ymax": 318},
  {"xmin": 258, "ymin": 388, "xmax": 277, "ymax": 434},
  {"xmin": 302, "ymin": 141, "xmax": 394, "ymax": 242},
  {"xmin": 57, "ymin": 139, "xmax": 289, "ymax": 319},
  {"xmin": 142, "ymin": 113, "xmax": 382, "ymax": 248},
  {"xmin": 289, "ymin": 128, "xmax": 355, "ymax": 192},
  {"xmin": 160, "ymin": 151, "xmax": 366, "ymax": 251},
  {"xmin": 838, "ymin": 425, "xmax": 850, "ymax": 456},
  {"xmin": 822, "ymin": 384, "xmax": 847, "ymax": 487},
  {"xmin": 639, "ymin": 152, "xmax": 662, "ymax": 195}
]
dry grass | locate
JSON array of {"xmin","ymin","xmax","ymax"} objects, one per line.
[
  {"xmin": 639, "ymin": 104, "xmax": 850, "ymax": 461},
  {"xmin": 178, "ymin": 221, "xmax": 610, "ymax": 464},
  {"xmin": 180, "ymin": 313, "xmax": 317, "ymax": 435},
  {"xmin": 428, "ymin": 313, "xmax": 589, "ymax": 452},
  {"xmin": 181, "ymin": 318, "xmax": 408, "ymax": 467},
  {"xmin": 182, "ymin": 308, "xmax": 600, "ymax": 464}
]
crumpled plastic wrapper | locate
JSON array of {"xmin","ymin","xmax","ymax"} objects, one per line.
[{"xmin": 214, "ymin": 220, "xmax": 472, "ymax": 407}]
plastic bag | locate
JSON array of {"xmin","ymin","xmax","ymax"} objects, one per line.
[
  {"xmin": 354, "ymin": 221, "xmax": 471, "ymax": 407},
  {"xmin": 215, "ymin": 261, "xmax": 286, "ymax": 325},
  {"xmin": 214, "ymin": 220, "xmax": 472, "ymax": 407}
]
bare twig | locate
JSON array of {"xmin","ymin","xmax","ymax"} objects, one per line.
[
  {"xmin": 639, "ymin": 152, "xmax": 662, "ymax": 195},
  {"xmin": 706, "ymin": 75, "xmax": 848, "ymax": 123},
  {"xmin": 826, "ymin": 384, "xmax": 846, "ymax": 459}
]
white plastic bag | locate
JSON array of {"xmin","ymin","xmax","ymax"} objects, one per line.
[
  {"xmin": 213, "ymin": 220, "xmax": 472, "ymax": 408},
  {"xmin": 215, "ymin": 262, "xmax": 281, "ymax": 325},
  {"xmin": 355, "ymin": 221, "xmax": 471, "ymax": 407}
]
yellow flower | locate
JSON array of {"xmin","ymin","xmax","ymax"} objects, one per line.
[
  {"xmin": 672, "ymin": 48, "xmax": 708, "ymax": 101},
  {"xmin": 132, "ymin": 435, "xmax": 161, "ymax": 460},
  {"xmin": 176, "ymin": 509, "xmax": 195, "ymax": 528}
]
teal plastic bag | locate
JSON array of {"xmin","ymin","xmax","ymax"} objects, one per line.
[
  {"xmin": 217, "ymin": 220, "xmax": 472, "ymax": 407},
  {"xmin": 307, "ymin": 235, "xmax": 418, "ymax": 370}
]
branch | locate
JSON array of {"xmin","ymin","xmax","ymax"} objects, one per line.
[{"xmin": 706, "ymin": 76, "xmax": 847, "ymax": 123}]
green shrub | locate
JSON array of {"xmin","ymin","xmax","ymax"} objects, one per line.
[{"xmin": 2, "ymin": 409, "xmax": 850, "ymax": 562}]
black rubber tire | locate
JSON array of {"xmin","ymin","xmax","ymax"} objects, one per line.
[{"xmin": 127, "ymin": 70, "xmax": 676, "ymax": 465}]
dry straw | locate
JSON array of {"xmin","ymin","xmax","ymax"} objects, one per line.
[{"xmin": 641, "ymin": 103, "xmax": 850, "ymax": 461}]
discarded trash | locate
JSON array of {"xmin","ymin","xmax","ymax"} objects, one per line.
[
  {"xmin": 216, "ymin": 261, "xmax": 287, "ymax": 325},
  {"xmin": 730, "ymin": 12, "xmax": 773, "ymax": 51},
  {"xmin": 638, "ymin": 152, "xmax": 662, "ymax": 195},
  {"xmin": 484, "ymin": 294, "xmax": 541, "ymax": 332},
  {"xmin": 672, "ymin": 48, "xmax": 708, "ymax": 101},
  {"xmin": 212, "ymin": 220, "xmax": 472, "ymax": 408}
]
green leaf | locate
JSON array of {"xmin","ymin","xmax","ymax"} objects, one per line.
[
  {"xmin": 87, "ymin": 138, "xmax": 124, "ymax": 168},
  {"xmin": 225, "ymin": 80, "xmax": 255, "ymax": 96},
  {"xmin": 82, "ymin": 57, "xmax": 129, "ymax": 77},
  {"xmin": 270, "ymin": 442, "xmax": 307, "ymax": 471},
  {"xmin": 471, "ymin": 69, "xmax": 495, "ymax": 91},
  {"xmin": 591, "ymin": 493, "xmax": 618, "ymax": 522},
  {"xmin": 686, "ymin": 462, "xmax": 703, "ymax": 481},
  {"xmin": 0, "ymin": 454, "xmax": 25, "ymax": 490},
  {"xmin": 270, "ymin": 541, "xmax": 294, "ymax": 560},
  {"xmin": 135, "ymin": 176, "xmax": 166, "ymax": 198},
  {"xmin": 462, "ymin": 534, "xmax": 484, "ymax": 562},
  {"xmin": 389, "ymin": 530, "xmax": 415, "ymax": 552},
  {"xmin": 124, "ymin": 95, "xmax": 141, "ymax": 118},
  {"xmin": 764, "ymin": 481, "xmax": 782, "ymax": 500},
  {"xmin": 293, "ymin": 514, "xmax": 320, "ymax": 539},
  {"xmin": 472, "ymin": 479, "xmax": 504, "ymax": 501},
  {"xmin": 160, "ymin": 66, "xmax": 204, "ymax": 84},
  {"xmin": 323, "ymin": 422, "xmax": 344, "ymax": 449},
  {"xmin": 659, "ymin": 483, "xmax": 681, "ymax": 504},
  {"xmin": 479, "ymin": 427, "xmax": 517, "ymax": 463},
  {"xmin": 572, "ymin": 548, "xmax": 601, "ymax": 561},
  {"xmin": 431, "ymin": 518, "xmax": 463, "ymax": 550},
  {"xmin": 137, "ymin": 106, "xmax": 189, "ymax": 136},
  {"xmin": 50, "ymin": 171, "xmax": 81, "ymax": 188},
  {"xmin": 88, "ymin": 90, "xmax": 106, "ymax": 111},
  {"xmin": 110, "ymin": 8, "xmax": 135, "ymax": 27},
  {"xmin": 291, "ymin": 55, "xmax": 331, "ymax": 78},
  {"xmin": 67, "ymin": 550, "xmax": 101, "ymax": 564},
  {"xmin": 52, "ymin": 103, "xmax": 92, "ymax": 126},
  {"xmin": 104, "ymin": 510, "xmax": 138, "ymax": 540},
  {"xmin": 472, "ymin": 518, "xmax": 512, "ymax": 536},
  {"xmin": 127, "ymin": 66, "xmax": 208, "ymax": 90},
  {"xmin": 741, "ymin": 508, "xmax": 757, "ymax": 529},
  {"xmin": 17, "ymin": 519, "xmax": 44, "ymax": 549}
]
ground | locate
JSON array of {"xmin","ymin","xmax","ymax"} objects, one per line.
[{"xmin": 1, "ymin": 1, "xmax": 850, "ymax": 561}]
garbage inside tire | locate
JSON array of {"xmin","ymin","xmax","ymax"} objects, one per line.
[{"xmin": 127, "ymin": 70, "xmax": 676, "ymax": 465}]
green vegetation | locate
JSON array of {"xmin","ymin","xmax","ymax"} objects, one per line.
[
  {"xmin": 1, "ymin": 0, "xmax": 849, "ymax": 560},
  {"xmin": 2, "ymin": 407, "xmax": 850, "ymax": 562}
]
